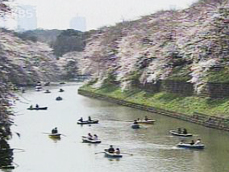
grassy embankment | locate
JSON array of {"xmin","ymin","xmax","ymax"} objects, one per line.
[{"xmin": 79, "ymin": 84, "xmax": 229, "ymax": 118}]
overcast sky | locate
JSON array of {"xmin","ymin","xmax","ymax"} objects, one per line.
[{"xmin": 8, "ymin": 0, "xmax": 198, "ymax": 31}]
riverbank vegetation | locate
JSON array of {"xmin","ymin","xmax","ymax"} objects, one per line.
[
  {"xmin": 80, "ymin": 0, "xmax": 229, "ymax": 98},
  {"xmin": 80, "ymin": 84, "xmax": 229, "ymax": 118}
]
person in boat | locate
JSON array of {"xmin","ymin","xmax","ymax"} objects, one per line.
[
  {"xmin": 56, "ymin": 96, "xmax": 62, "ymax": 100},
  {"xmin": 93, "ymin": 134, "xmax": 98, "ymax": 140},
  {"xmin": 190, "ymin": 140, "xmax": 195, "ymax": 145},
  {"xmin": 133, "ymin": 120, "xmax": 138, "ymax": 124},
  {"xmin": 88, "ymin": 133, "xmax": 93, "ymax": 140},
  {"xmin": 78, "ymin": 117, "xmax": 83, "ymax": 122},
  {"xmin": 115, "ymin": 148, "xmax": 120, "ymax": 154},
  {"xmin": 108, "ymin": 145, "xmax": 115, "ymax": 153},
  {"xmin": 29, "ymin": 105, "xmax": 33, "ymax": 109},
  {"xmin": 144, "ymin": 116, "xmax": 149, "ymax": 121},
  {"xmin": 59, "ymin": 88, "xmax": 64, "ymax": 92},
  {"xmin": 183, "ymin": 128, "xmax": 188, "ymax": 134},
  {"xmin": 177, "ymin": 128, "xmax": 182, "ymax": 134},
  {"xmin": 195, "ymin": 139, "xmax": 201, "ymax": 145},
  {"xmin": 35, "ymin": 104, "xmax": 39, "ymax": 109},
  {"xmin": 52, "ymin": 127, "xmax": 58, "ymax": 134},
  {"xmin": 88, "ymin": 116, "xmax": 92, "ymax": 121}
]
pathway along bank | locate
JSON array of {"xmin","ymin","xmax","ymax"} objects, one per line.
[{"xmin": 78, "ymin": 89, "xmax": 229, "ymax": 132}]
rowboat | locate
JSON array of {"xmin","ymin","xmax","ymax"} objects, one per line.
[
  {"xmin": 177, "ymin": 142, "xmax": 205, "ymax": 149},
  {"xmin": 49, "ymin": 133, "xmax": 61, "ymax": 139},
  {"xmin": 56, "ymin": 96, "xmax": 63, "ymax": 101},
  {"xmin": 131, "ymin": 124, "xmax": 140, "ymax": 129},
  {"xmin": 77, "ymin": 120, "xmax": 99, "ymax": 125},
  {"xmin": 0, "ymin": 165, "xmax": 15, "ymax": 169},
  {"xmin": 27, "ymin": 107, "xmax": 48, "ymax": 110},
  {"xmin": 44, "ymin": 90, "xmax": 51, "ymax": 93},
  {"xmin": 0, "ymin": 148, "xmax": 13, "ymax": 154},
  {"xmin": 169, "ymin": 130, "xmax": 193, "ymax": 137},
  {"xmin": 59, "ymin": 89, "xmax": 64, "ymax": 92},
  {"xmin": 35, "ymin": 85, "xmax": 42, "ymax": 91},
  {"xmin": 44, "ymin": 82, "xmax": 50, "ymax": 86},
  {"xmin": 137, "ymin": 119, "xmax": 155, "ymax": 124},
  {"xmin": 104, "ymin": 151, "xmax": 123, "ymax": 158},
  {"xmin": 82, "ymin": 136, "xmax": 101, "ymax": 144}
]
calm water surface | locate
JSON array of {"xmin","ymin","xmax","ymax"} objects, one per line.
[{"xmin": 6, "ymin": 83, "xmax": 229, "ymax": 172}]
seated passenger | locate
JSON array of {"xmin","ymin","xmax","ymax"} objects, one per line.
[
  {"xmin": 108, "ymin": 145, "xmax": 115, "ymax": 153},
  {"xmin": 190, "ymin": 140, "xmax": 195, "ymax": 145},
  {"xmin": 195, "ymin": 139, "xmax": 201, "ymax": 145},
  {"xmin": 177, "ymin": 128, "xmax": 182, "ymax": 134},
  {"xmin": 88, "ymin": 116, "xmax": 92, "ymax": 121},
  {"xmin": 93, "ymin": 134, "xmax": 98, "ymax": 140},
  {"xmin": 183, "ymin": 128, "xmax": 188, "ymax": 134},
  {"xmin": 133, "ymin": 120, "xmax": 138, "ymax": 124},
  {"xmin": 52, "ymin": 127, "xmax": 58, "ymax": 134},
  {"xmin": 88, "ymin": 133, "xmax": 93, "ymax": 140},
  {"xmin": 36, "ymin": 104, "xmax": 39, "ymax": 108},
  {"xmin": 145, "ymin": 116, "xmax": 149, "ymax": 121},
  {"xmin": 115, "ymin": 148, "xmax": 120, "ymax": 154},
  {"xmin": 78, "ymin": 117, "xmax": 83, "ymax": 122}
]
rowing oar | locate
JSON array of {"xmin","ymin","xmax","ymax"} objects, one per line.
[
  {"xmin": 95, "ymin": 152, "xmax": 105, "ymax": 154},
  {"xmin": 18, "ymin": 100, "xmax": 30, "ymax": 104},
  {"xmin": 122, "ymin": 153, "xmax": 133, "ymax": 156},
  {"xmin": 13, "ymin": 161, "xmax": 19, "ymax": 168},
  {"xmin": 42, "ymin": 132, "xmax": 67, "ymax": 137},
  {"xmin": 12, "ymin": 148, "xmax": 25, "ymax": 152},
  {"xmin": 15, "ymin": 132, "xmax": 21, "ymax": 138},
  {"xmin": 42, "ymin": 132, "xmax": 50, "ymax": 135}
]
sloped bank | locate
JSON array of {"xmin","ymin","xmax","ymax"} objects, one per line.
[{"xmin": 78, "ymin": 85, "xmax": 229, "ymax": 132}]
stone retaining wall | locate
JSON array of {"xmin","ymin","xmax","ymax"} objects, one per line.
[
  {"xmin": 133, "ymin": 80, "xmax": 229, "ymax": 98},
  {"xmin": 160, "ymin": 80, "xmax": 194, "ymax": 96},
  {"xmin": 205, "ymin": 83, "xmax": 229, "ymax": 98},
  {"xmin": 78, "ymin": 89, "xmax": 229, "ymax": 132}
]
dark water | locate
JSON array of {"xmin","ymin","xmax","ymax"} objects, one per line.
[{"xmin": 6, "ymin": 83, "xmax": 229, "ymax": 172}]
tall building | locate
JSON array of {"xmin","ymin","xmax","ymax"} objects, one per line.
[
  {"xmin": 17, "ymin": 5, "xmax": 37, "ymax": 31},
  {"xmin": 70, "ymin": 16, "xmax": 86, "ymax": 31}
]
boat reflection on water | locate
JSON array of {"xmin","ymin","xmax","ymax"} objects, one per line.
[
  {"xmin": 107, "ymin": 157, "xmax": 121, "ymax": 162},
  {"xmin": 49, "ymin": 137, "xmax": 61, "ymax": 143},
  {"xmin": 0, "ymin": 139, "xmax": 14, "ymax": 170}
]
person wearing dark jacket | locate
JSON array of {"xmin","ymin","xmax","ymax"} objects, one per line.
[
  {"xmin": 52, "ymin": 127, "xmax": 58, "ymax": 134},
  {"xmin": 108, "ymin": 145, "xmax": 115, "ymax": 153}
]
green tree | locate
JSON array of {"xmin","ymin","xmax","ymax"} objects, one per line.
[
  {"xmin": 64, "ymin": 60, "xmax": 79, "ymax": 79},
  {"xmin": 53, "ymin": 29, "xmax": 85, "ymax": 57}
]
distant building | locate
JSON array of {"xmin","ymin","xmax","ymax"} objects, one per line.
[
  {"xmin": 70, "ymin": 16, "xmax": 86, "ymax": 31},
  {"xmin": 17, "ymin": 5, "xmax": 37, "ymax": 31}
]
